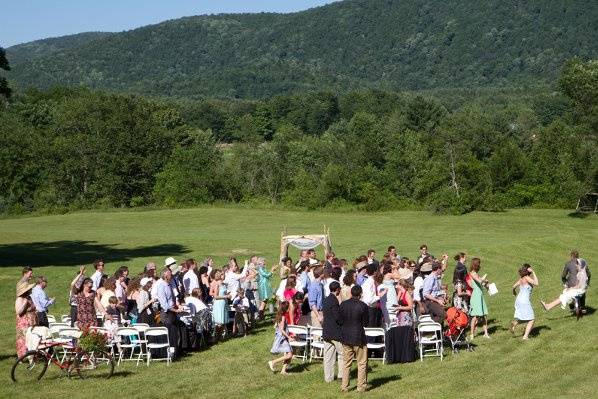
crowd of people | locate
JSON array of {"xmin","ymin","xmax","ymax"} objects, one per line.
[{"xmin": 14, "ymin": 246, "xmax": 591, "ymax": 392}]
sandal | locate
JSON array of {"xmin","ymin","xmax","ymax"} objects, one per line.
[{"xmin": 268, "ymin": 361, "xmax": 275, "ymax": 372}]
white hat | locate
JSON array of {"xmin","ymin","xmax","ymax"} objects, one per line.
[
  {"xmin": 164, "ymin": 257, "xmax": 177, "ymax": 267},
  {"xmin": 140, "ymin": 277, "xmax": 152, "ymax": 287}
]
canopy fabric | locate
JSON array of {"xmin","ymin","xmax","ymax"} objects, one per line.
[{"xmin": 279, "ymin": 232, "xmax": 333, "ymax": 277}]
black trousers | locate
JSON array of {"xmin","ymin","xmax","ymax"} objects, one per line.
[
  {"xmin": 160, "ymin": 311, "xmax": 181, "ymax": 357},
  {"xmin": 367, "ymin": 306, "xmax": 382, "ymax": 328},
  {"xmin": 70, "ymin": 305, "xmax": 78, "ymax": 327},
  {"xmin": 36, "ymin": 312, "xmax": 49, "ymax": 327}
]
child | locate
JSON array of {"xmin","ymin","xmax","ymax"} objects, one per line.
[
  {"xmin": 268, "ymin": 301, "xmax": 294, "ymax": 375},
  {"xmin": 232, "ymin": 288, "xmax": 251, "ymax": 336},
  {"xmin": 104, "ymin": 296, "xmax": 122, "ymax": 333}
]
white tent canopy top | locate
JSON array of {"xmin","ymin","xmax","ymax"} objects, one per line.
[{"xmin": 279, "ymin": 228, "xmax": 333, "ymax": 276}]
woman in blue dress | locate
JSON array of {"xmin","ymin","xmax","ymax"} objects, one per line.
[
  {"xmin": 510, "ymin": 264, "xmax": 539, "ymax": 340},
  {"xmin": 210, "ymin": 269, "xmax": 230, "ymax": 341},
  {"xmin": 257, "ymin": 260, "xmax": 277, "ymax": 320},
  {"xmin": 268, "ymin": 301, "xmax": 294, "ymax": 375}
]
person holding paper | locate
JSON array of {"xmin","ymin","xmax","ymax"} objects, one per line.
[{"xmin": 468, "ymin": 258, "xmax": 490, "ymax": 339}]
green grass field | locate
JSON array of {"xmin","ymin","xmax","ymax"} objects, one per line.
[{"xmin": 1, "ymin": 208, "xmax": 597, "ymax": 399}]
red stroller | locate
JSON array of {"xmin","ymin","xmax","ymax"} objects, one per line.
[{"xmin": 444, "ymin": 307, "xmax": 472, "ymax": 353}]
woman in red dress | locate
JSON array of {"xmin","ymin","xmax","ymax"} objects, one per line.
[{"xmin": 15, "ymin": 281, "xmax": 37, "ymax": 357}]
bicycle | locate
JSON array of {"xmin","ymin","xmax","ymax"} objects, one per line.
[{"xmin": 11, "ymin": 337, "xmax": 114, "ymax": 382}]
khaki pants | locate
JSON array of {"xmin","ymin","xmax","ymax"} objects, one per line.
[
  {"xmin": 341, "ymin": 344, "xmax": 368, "ymax": 392},
  {"xmin": 310, "ymin": 311, "xmax": 322, "ymax": 327},
  {"xmin": 323, "ymin": 340, "xmax": 343, "ymax": 382}
]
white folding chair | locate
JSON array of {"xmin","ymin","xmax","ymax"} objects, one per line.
[
  {"xmin": 57, "ymin": 327, "xmax": 82, "ymax": 362},
  {"xmin": 364, "ymin": 327, "xmax": 386, "ymax": 363},
  {"xmin": 288, "ymin": 325, "xmax": 309, "ymax": 362},
  {"xmin": 49, "ymin": 322, "xmax": 70, "ymax": 338},
  {"xmin": 308, "ymin": 326, "xmax": 325, "ymax": 362},
  {"xmin": 61, "ymin": 314, "xmax": 71, "ymax": 324},
  {"xmin": 47, "ymin": 314, "xmax": 56, "ymax": 324},
  {"xmin": 145, "ymin": 327, "xmax": 171, "ymax": 366},
  {"xmin": 418, "ymin": 314, "xmax": 433, "ymax": 323},
  {"xmin": 418, "ymin": 322, "xmax": 443, "ymax": 361},
  {"xmin": 115, "ymin": 327, "xmax": 144, "ymax": 366}
]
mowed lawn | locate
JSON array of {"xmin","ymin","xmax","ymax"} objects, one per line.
[{"xmin": 0, "ymin": 207, "xmax": 597, "ymax": 399}]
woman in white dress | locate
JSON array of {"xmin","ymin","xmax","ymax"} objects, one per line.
[{"xmin": 510, "ymin": 264, "xmax": 539, "ymax": 340}]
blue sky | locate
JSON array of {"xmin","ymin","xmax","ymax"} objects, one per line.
[{"xmin": 2, "ymin": 0, "xmax": 339, "ymax": 47}]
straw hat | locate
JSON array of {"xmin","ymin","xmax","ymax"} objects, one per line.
[{"xmin": 16, "ymin": 280, "xmax": 36, "ymax": 297}]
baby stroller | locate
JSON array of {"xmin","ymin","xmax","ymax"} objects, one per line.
[{"xmin": 444, "ymin": 307, "xmax": 472, "ymax": 353}]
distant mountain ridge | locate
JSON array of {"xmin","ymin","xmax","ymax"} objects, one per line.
[{"xmin": 5, "ymin": 0, "xmax": 598, "ymax": 98}]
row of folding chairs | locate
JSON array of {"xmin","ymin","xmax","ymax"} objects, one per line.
[
  {"xmin": 287, "ymin": 325, "xmax": 386, "ymax": 364},
  {"xmin": 46, "ymin": 322, "xmax": 172, "ymax": 366}
]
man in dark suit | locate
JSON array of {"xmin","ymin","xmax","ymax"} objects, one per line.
[
  {"xmin": 339, "ymin": 285, "xmax": 369, "ymax": 392},
  {"xmin": 322, "ymin": 281, "xmax": 343, "ymax": 383},
  {"xmin": 562, "ymin": 250, "xmax": 591, "ymax": 311}
]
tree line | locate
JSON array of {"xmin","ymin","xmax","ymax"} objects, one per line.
[{"xmin": 0, "ymin": 59, "xmax": 596, "ymax": 215}]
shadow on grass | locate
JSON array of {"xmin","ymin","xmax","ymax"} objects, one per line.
[
  {"xmin": 289, "ymin": 363, "xmax": 311, "ymax": 373},
  {"xmin": 110, "ymin": 370, "xmax": 134, "ymax": 378},
  {"xmin": 0, "ymin": 240, "xmax": 188, "ymax": 267},
  {"xmin": 529, "ymin": 325, "xmax": 551, "ymax": 338},
  {"xmin": 0, "ymin": 353, "xmax": 16, "ymax": 361},
  {"xmin": 369, "ymin": 374, "xmax": 401, "ymax": 390},
  {"xmin": 567, "ymin": 211, "xmax": 592, "ymax": 219}
]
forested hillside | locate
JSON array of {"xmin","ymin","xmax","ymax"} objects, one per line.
[
  {"xmin": 1, "ymin": 59, "xmax": 596, "ymax": 215},
  {"xmin": 6, "ymin": 0, "xmax": 598, "ymax": 98}
]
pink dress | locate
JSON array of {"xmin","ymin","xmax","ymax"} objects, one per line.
[{"xmin": 16, "ymin": 298, "xmax": 37, "ymax": 357}]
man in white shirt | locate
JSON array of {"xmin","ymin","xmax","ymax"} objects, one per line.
[
  {"xmin": 91, "ymin": 259, "xmax": 105, "ymax": 291},
  {"xmin": 183, "ymin": 261, "xmax": 199, "ymax": 295},
  {"xmin": 224, "ymin": 260, "xmax": 248, "ymax": 296},
  {"xmin": 360, "ymin": 263, "xmax": 382, "ymax": 327}
]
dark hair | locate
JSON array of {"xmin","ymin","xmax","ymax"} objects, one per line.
[
  {"xmin": 454, "ymin": 252, "xmax": 466, "ymax": 261},
  {"xmin": 351, "ymin": 285, "xmax": 363, "ymax": 298},
  {"xmin": 313, "ymin": 267, "xmax": 324, "ymax": 279},
  {"xmin": 126, "ymin": 277, "xmax": 141, "ymax": 296},
  {"xmin": 98, "ymin": 274, "xmax": 108, "ymax": 288},
  {"xmin": 191, "ymin": 288, "xmax": 202, "ymax": 299},
  {"xmin": 198, "ymin": 266, "xmax": 208, "ymax": 275},
  {"xmin": 382, "ymin": 262, "xmax": 393, "ymax": 276},
  {"xmin": 103, "ymin": 277, "xmax": 117, "ymax": 291},
  {"xmin": 93, "ymin": 259, "xmax": 104, "ymax": 270},
  {"xmin": 366, "ymin": 263, "xmax": 378, "ymax": 276},
  {"xmin": 432, "ymin": 262, "xmax": 441, "ymax": 272},
  {"xmin": 22, "ymin": 266, "xmax": 33, "ymax": 275},
  {"xmin": 387, "ymin": 245, "xmax": 395, "ymax": 252},
  {"xmin": 367, "ymin": 249, "xmax": 376, "ymax": 256},
  {"xmin": 293, "ymin": 291, "xmax": 304, "ymax": 301},
  {"xmin": 78, "ymin": 277, "xmax": 93, "ymax": 293},
  {"xmin": 285, "ymin": 275, "xmax": 297, "ymax": 289},
  {"xmin": 331, "ymin": 267, "xmax": 342, "ymax": 281},
  {"xmin": 470, "ymin": 258, "xmax": 481, "ymax": 272},
  {"xmin": 342, "ymin": 270, "xmax": 356, "ymax": 286},
  {"xmin": 281, "ymin": 256, "xmax": 292, "ymax": 264},
  {"xmin": 453, "ymin": 264, "xmax": 467, "ymax": 284},
  {"xmin": 297, "ymin": 260, "xmax": 310, "ymax": 273},
  {"xmin": 570, "ymin": 250, "xmax": 579, "ymax": 259},
  {"xmin": 329, "ymin": 281, "xmax": 341, "ymax": 293},
  {"xmin": 185, "ymin": 258, "xmax": 197, "ymax": 269},
  {"xmin": 519, "ymin": 264, "xmax": 532, "ymax": 277},
  {"xmin": 276, "ymin": 301, "xmax": 290, "ymax": 324},
  {"xmin": 420, "ymin": 244, "xmax": 428, "ymax": 250}
]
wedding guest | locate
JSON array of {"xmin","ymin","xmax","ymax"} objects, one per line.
[
  {"xmin": 183, "ymin": 258, "xmax": 200, "ymax": 295},
  {"xmin": 469, "ymin": 258, "xmax": 490, "ymax": 339},
  {"xmin": 31, "ymin": 276, "xmax": 55, "ymax": 327},
  {"xmin": 392, "ymin": 280, "xmax": 415, "ymax": 363},
  {"xmin": 100, "ymin": 278, "xmax": 117, "ymax": 308},
  {"xmin": 90, "ymin": 259, "xmax": 105, "ymax": 291},
  {"xmin": 157, "ymin": 267, "xmax": 183, "ymax": 358},
  {"xmin": 15, "ymin": 280, "xmax": 37, "ymax": 358},
  {"xmin": 198, "ymin": 266, "xmax": 212, "ymax": 304},
  {"xmin": 339, "ymin": 285, "xmax": 369, "ymax": 393},
  {"xmin": 257, "ymin": 259, "xmax": 276, "ymax": 320},
  {"xmin": 268, "ymin": 301, "xmax": 294, "ymax": 375},
  {"xmin": 543, "ymin": 260, "xmax": 588, "ymax": 312},
  {"xmin": 322, "ymin": 281, "xmax": 343, "ymax": 383},
  {"xmin": 453, "ymin": 253, "xmax": 470, "ymax": 312},
  {"xmin": 361, "ymin": 263, "xmax": 382, "ymax": 327},
  {"xmin": 136, "ymin": 277, "xmax": 156, "ymax": 325},
  {"xmin": 422, "ymin": 262, "xmax": 446, "ymax": 323},
  {"xmin": 210, "ymin": 269, "xmax": 230, "ymax": 341},
  {"xmin": 76, "ymin": 277, "xmax": 105, "ymax": 330},
  {"xmin": 69, "ymin": 266, "xmax": 86, "ymax": 326},
  {"xmin": 308, "ymin": 266, "xmax": 325, "ymax": 327},
  {"xmin": 341, "ymin": 270, "xmax": 356, "ymax": 302},
  {"xmin": 510, "ymin": 264, "xmax": 539, "ymax": 340},
  {"xmin": 18, "ymin": 266, "xmax": 33, "ymax": 286}
]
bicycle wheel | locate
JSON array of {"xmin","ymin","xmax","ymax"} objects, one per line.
[
  {"xmin": 11, "ymin": 350, "xmax": 49, "ymax": 383},
  {"xmin": 72, "ymin": 351, "xmax": 114, "ymax": 379}
]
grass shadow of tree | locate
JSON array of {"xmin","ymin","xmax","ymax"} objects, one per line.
[{"xmin": 0, "ymin": 240, "xmax": 188, "ymax": 267}]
